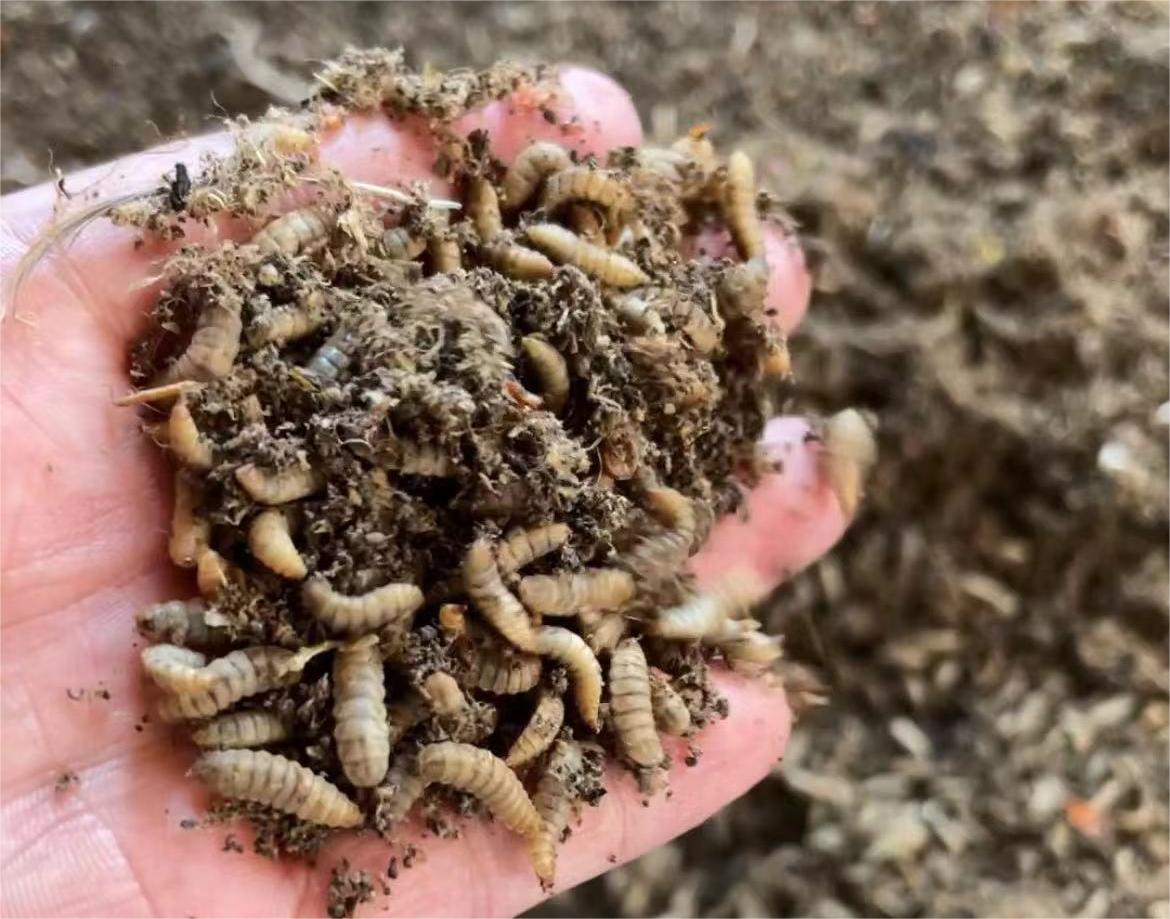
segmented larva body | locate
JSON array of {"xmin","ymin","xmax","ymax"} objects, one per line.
[
  {"xmin": 519, "ymin": 568, "xmax": 635, "ymax": 615},
  {"xmin": 333, "ymin": 635, "xmax": 390, "ymax": 787},
  {"xmin": 417, "ymin": 742, "xmax": 542, "ymax": 838},
  {"xmin": 422, "ymin": 671, "xmax": 467, "ymax": 716},
  {"xmin": 196, "ymin": 549, "xmax": 236, "ymax": 599},
  {"xmin": 303, "ymin": 577, "xmax": 424, "ymax": 636},
  {"xmin": 249, "ymin": 290, "xmax": 327, "ymax": 346},
  {"xmin": 251, "ymin": 206, "xmax": 336, "ymax": 259},
  {"xmin": 484, "ymin": 241, "xmax": 556, "ymax": 281},
  {"xmin": 528, "ymin": 739, "xmax": 583, "ymax": 888},
  {"xmin": 535, "ymin": 626, "xmax": 602, "ymax": 732},
  {"xmin": 170, "ymin": 472, "xmax": 210, "ymax": 568},
  {"xmin": 525, "ymin": 224, "xmax": 649, "ymax": 289},
  {"xmin": 539, "ymin": 167, "xmax": 631, "ymax": 219},
  {"xmin": 304, "ymin": 325, "xmax": 356, "ymax": 382},
  {"xmin": 609, "ymin": 638, "xmax": 664, "ymax": 768},
  {"xmin": 495, "ymin": 523, "xmax": 571, "ymax": 580},
  {"xmin": 722, "ymin": 150, "xmax": 764, "ymax": 261},
  {"xmin": 191, "ymin": 749, "xmax": 363, "ymax": 828},
  {"xmin": 136, "ymin": 599, "xmax": 228, "ymax": 650},
  {"xmin": 501, "ymin": 142, "xmax": 573, "ymax": 211},
  {"xmin": 155, "ymin": 644, "xmax": 331, "ymax": 723},
  {"xmin": 158, "ymin": 293, "xmax": 243, "ymax": 385},
  {"xmin": 468, "ymin": 176, "xmax": 503, "ymax": 242},
  {"xmin": 375, "ymin": 755, "xmax": 426, "ymax": 827},
  {"xmin": 649, "ymin": 575, "xmax": 766, "ymax": 640},
  {"xmin": 428, "ymin": 233, "xmax": 462, "ymax": 274},
  {"xmin": 648, "ymin": 669, "xmax": 691, "ymax": 736},
  {"xmin": 520, "ymin": 337, "xmax": 569, "ymax": 414},
  {"xmin": 821, "ymin": 408, "xmax": 878, "ymax": 518},
  {"xmin": 472, "ymin": 644, "xmax": 543, "ymax": 694},
  {"xmin": 141, "ymin": 644, "xmax": 210, "ymax": 694},
  {"xmin": 191, "ymin": 710, "xmax": 291, "ymax": 749},
  {"xmin": 719, "ymin": 631, "xmax": 783, "ymax": 672},
  {"xmin": 580, "ymin": 610, "xmax": 627, "ymax": 655},
  {"xmin": 504, "ymin": 693, "xmax": 565, "ymax": 768},
  {"xmin": 464, "ymin": 540, "xmax": 538, "ymax": 652},
  {"xmin": 382, "ymin": 227, "xmax": 427, "ymax": 261},
  {"xmin": 235, "ymin": 463, "xmax": 324, "ymax": 505},
  {"xmin": 168, "ymin": 398, "xmax": 213, "ymax": 471},
  {"xmin": 627, "ymin": 485, "xmax": 697, "ymax": 574},
  {"xmin": 248, "ymin": 509, "xmax": 308, "ymax": 580},
  {"xmin": 382, "ymin": 440, "xmax": 454, "ymax": 477}
]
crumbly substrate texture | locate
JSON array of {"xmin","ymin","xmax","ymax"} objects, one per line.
[{"xmin": 124, "ymin": 51, "xmax": 795, "ymax": 916}]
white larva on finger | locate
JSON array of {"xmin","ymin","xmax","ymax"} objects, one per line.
[
  {"xmin": 609, "ymin": 638, "xmax": 664, "ymax": 769},
  {"xmin": 251, "ymin": 206, "xmax": 336, "ymax": 259},
  {"xmin": 417, "ymin": 742, "xmax": 542, "ymax": 838},
  {"xmin": 820, "ymin": 408, "xmax": 878, "ymax": 518},
  {"xmin": 168, "ymin": 397, "xmax": 213, "ymax": 471}
]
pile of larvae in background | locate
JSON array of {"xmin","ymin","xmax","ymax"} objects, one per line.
[{"xmin": 126, "ymin": 117, "xmax": 796, "ymax": 889}]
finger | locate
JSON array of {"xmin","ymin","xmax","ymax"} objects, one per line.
[
  {"xmin": 690, "ymin": 415, "xmax": 851, "ymax": 593},
  {"xmin": 295, "ymin": 672, "xmax": 790, "ymax": 918},
  {"xmin": 1, "ymin": 66, "xmax": 642, "ymax": 324},
  {"xmin": 687, "ymin": 223, "xmax": 812, "ymax": 334}
]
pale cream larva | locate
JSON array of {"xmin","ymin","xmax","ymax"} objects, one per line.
[
  {"xmin": 534, "ymin": 626, "xmax": 603, "ymax": 732},
  {"xmin": 302, "ymin": 577, "xmax": 424, "ymax": 636},
  {"xmin": 519, "ymin": 568, "xmax": 635, "ymax": 615},
  {"xmin": 525, "ymin": 224, "xmax": 649, "ymax": 289},
  {"xmin": 501, "ymin": 142, "xmax": 572, "ymax": 211},
  {"xmin": 464, "ymin": 539, "xmax": 538, "ymax": 652},
  {"xmin": 168, "ymin": 397, "xmax": 213, "ymax": 471},
  {"xmin": 504, "ymin": 693, "xmax": 565, "ymax": 768},
  {"xmin": 648, "ymin": 574, "xmax": 767, "ymax": 641},
  {"xmin": 820, "ymin": 408, "xmax": 878, "ymax": 518},
  {"xmin": 191, "ymin": 710, "xmax": 292, "ymax": 749},
  {"xmin": 472, "ymin": 643, "xmax": 543, "ymax": 695},
  {"xmin": 135, "ymin": 598, "xmax": 229, "ymax": 651},
  {"xmin": 495, "ymin": 523, "xmax": 571, "ymax": 580},
  {"xmin": 483, "ymin": 241, "xmax": 556, "ymax": 281},
  {"xmin": 520, "ymin": 337, "xmax": 570, "ymax": 414},
  {"xmin": 154, "ymin": 642, "xmax": 334, "ymax": 723},
  {"xmin": 625, "ymin": 484, "xmax": 697, "ymax": 576},
  {"xmin": 157, "ymin": 291, "xmax": 243, "ymax": 385},
  {"xmin": 235, "ymin": 462, "xmax": 324, "ymax": 505},
  {"xmin": 247, "ymin": 509, "xmax": 308, "ymax": 580},
  {"xmin": 191, "ymin": 749, "xmax": 363, "ymax": 828},
  {"xmin": 609, "ymin": 638, "xmax": 664, "ymax": 768},
  {"xmin": 251, "ymin": 206, "xmax": 336, "ymax": 259},
  {"xmin": 169, "ymin": 472, "xmax": 210, "ymax": 569},
  {"xmin": 648, "ymin": 669, "xmax": 691, "ymax": 736},
  {"xmin": 721, "ymin": 150, "xmax": 764, "ymax": 261},
  {"xmin": 374, "ymin": 754, "xmax": 426, "ymax": 828},
  {"xmin": 417, "ymin": 742, "xmax": 542, "ymax": 838},
  {"xmin": 421, "ymin": 671, "xmax": 468, "ymax": 717},
  {"xmin": 528, "ymin": 738, "xmax": 584, "ymax": 888},
  {"xmin": 141, "ymin": 644, "xmax": 210, "ymax": 695},
  {"xmin": 333, "ymin": 635, "xmax": 391, "ymax": 787}
]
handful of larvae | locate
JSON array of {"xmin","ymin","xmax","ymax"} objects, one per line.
[{"xmin": 127, "ymin": 123, "xmax": 789, "ymax": 890}]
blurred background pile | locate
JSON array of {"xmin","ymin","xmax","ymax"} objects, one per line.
[{"xmin": 3, "ymin": 3, "xmax": 1166, "ymax": 916}]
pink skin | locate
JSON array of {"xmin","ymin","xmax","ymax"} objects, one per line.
[{"xmin": 0, "ymin": 68, "xmax": 847, "ymax": 917}]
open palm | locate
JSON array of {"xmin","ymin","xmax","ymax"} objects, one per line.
[{"xmin": 0, "ymin": 68, "xmax": 848, "ymax": 917}]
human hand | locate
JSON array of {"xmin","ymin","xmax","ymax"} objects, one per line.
[{"xmin": 0, "ymin": 66, "xmax": 849, "ymax": 917}]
